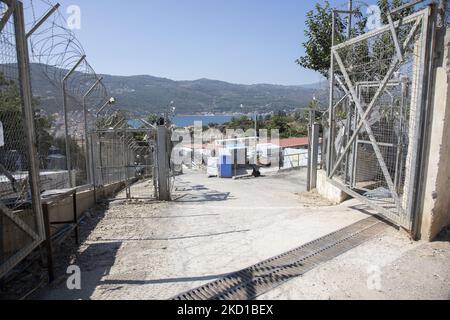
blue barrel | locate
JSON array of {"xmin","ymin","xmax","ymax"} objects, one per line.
[{"xmin": 219, "ymin": 155, "xmax": 233, "ymax": 178}]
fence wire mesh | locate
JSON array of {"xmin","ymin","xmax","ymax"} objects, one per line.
[
  {"xmin": 326, "ymin": 7, "xmax": 430, "ymax": 227},
  {"xmin": 91, "ymin": 125, "xmax": 156, "ymax": 199},
  {"xmin": 0, "ymin": 0, "xmax": 119, "ymax": 280},
  {"xmin": 0, "ymin": 0, "xmax": 45, "ymax": 279},
  {"xmin": 22, "ymin": 0, "xmax": 108, "ymax": 190}
]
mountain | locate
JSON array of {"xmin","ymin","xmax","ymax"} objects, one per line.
[{"xmin": 28, "ymin": 64, "xmax": 326, "ymax": 116}]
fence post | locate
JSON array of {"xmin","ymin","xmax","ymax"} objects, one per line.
[
  {"xmin": 307, "ymin": 110, "xmax": 312, "ymax": 191},
  {"xmin": 307, "ymin": 109, "xmax": 318, "ymax": 191},
  {"xmin": 90, "ymin": 132, "xmax": 98, "ymax": 202},
  {"xmin": 156, "ymin": 125, "xmax": 171, "ymax": 201},
  {"xmin": 13, "ymin": 0, "xmax": 44, "ymax": 239},
  {"xmin": 62, "ymin": 55, "xmax": 86, "ymax": 188},
  {"xmin": 327, "ymin": 11, "xmax": 337, "ymax": 178},
  {"xmin": 310, "ymin": 122, "xmax": 320, "ymax": 190},
  {"xmin": 82, "ymin": 77, "xmax": 102, "ymax": 185},
  {"xmin": 411, "ymin": 2, "xmax": 447, "ymax": 238}
]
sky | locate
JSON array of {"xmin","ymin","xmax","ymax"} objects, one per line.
[{"xmin": 31, "ymin": 0, "xmax": 367, "ymax": 86}]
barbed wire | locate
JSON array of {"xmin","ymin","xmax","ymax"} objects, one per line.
[{"xmin": 23, "ymin": 0, "xmax": 109, "ymax": 117}]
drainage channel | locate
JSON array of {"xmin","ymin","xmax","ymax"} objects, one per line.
[{"xmin": 172, "ymin": 216, "xmax": 389, "ymax": 300}]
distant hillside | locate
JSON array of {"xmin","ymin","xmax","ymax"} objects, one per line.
[{"xmin": 28, "ymin": 64, "xmax": 327, "ymax": 116}]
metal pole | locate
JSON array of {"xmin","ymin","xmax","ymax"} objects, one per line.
[
  {"xmin": 307, "ymin": 109, "xmax": 313, "ymax": 191},
  {"xmin": 26, "ymin": 3, "xmax": 60, "ymax": 38},
  {"xmin": 254, "ymin": 111, "xmax": 258, "ymax": 165},
  {"xmin": 82, "ymin": 77, "xmax": 103, "ymax": 184},
  {"xmin": 156, "ymin": 125, "xmax": 170, "ymax": 201},
  {"xmin": 90, "ymin": 132, "xmax": 98, "ymax": 201},
  {"xmin": 123, "ymin": 128, "xmax": 129, "ymax": 198},
  {"xmin": 344, "ymin": 0, "xmax": 353, "ymax": 183},
  {"xmin": 327, "ymin": 11, "xmax": 336, "ymax": 177},
  {"xmin": 351, "ymin": 84, "xmax": 361, "ymax": 188},
  {"xmin": 347, "ymin": 0, "xmax": 353, "ymax": 39},
  {"xmin": 96, "ymin": 98, "xmax": 115, "ymax": 118},
  {"xmin": 254, "ymin": 111, "xmax": 257, "ymax": 136},
  {"xmin": 394, "ymin": 79, "xmax": 407, "ymax": 191},
  {"xmin": 0, "ymin": 5, "xmax": 13, "ymax": 33},
  {"xmin": 62, "ymin": 55, "xmax": 86, "ymax": 187},
  {"xmin": 12, "ymin": 0, "xmax": 45, "ymax": 240}
]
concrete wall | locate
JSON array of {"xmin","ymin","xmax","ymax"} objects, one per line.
[
  {"xmin": 1, "ymin": 180, "xmax": 129, "ymax": 257},
  {"xmin": 316, "ymin": 170, "xmax": 350, "ymax": 204},
  {"xmin": 48, "ymin": 181, "xmax": 127, "ymax": 224},
  {"xmin": 419, "ymin": 28, "xmax": 450, "ymax": 240}
]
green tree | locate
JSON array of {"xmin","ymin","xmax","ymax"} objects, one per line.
[
  {"xmin": 0, "ymin": 72, "xmax": 57, "ymax": 171},
  {"xmin": 145, "ymin": 113, "xmax": 159, "ymax": 125},
  {"xmin": 53, "ymin": 136, "xmax": 84, "ymax": 170},
  {"xmin": 35, "ymin": 110, "xmax": 55, "ymax": 165},
  {"xmin": 296, "ymin": 1, "xmax": 346, "ymax": 78},
  {"xmin": 228, "ymin": 116, "xmax": 254, "ymax": 131},
  {"xmin": 378, "ymin": 0, "xmax": 412, "ymax": 24},
  {"xmin": 370, "ymin": 0, "xmax": 412, "ymax": 89},
  {"xmin": 0, "ymin": 73, "xmax": 26, "ymax": 157}
]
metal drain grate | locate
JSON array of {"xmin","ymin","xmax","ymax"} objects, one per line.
[{"xmin": 172, "ymin": 216, "xmax": 389, "ymax": 300}]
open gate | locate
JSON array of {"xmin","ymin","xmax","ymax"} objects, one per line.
[{"xmin": 326, "ymin": 6, "xmax": 433, "ymax": 231}]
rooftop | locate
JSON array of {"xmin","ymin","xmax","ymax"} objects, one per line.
[{"xmin": 278, "ymin": 137, "xmax": 309, "ymax": 148}]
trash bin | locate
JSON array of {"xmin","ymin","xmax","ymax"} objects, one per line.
[{"xmin": 219, "ymin": 154, "xmax": 233, "ymax": 178}]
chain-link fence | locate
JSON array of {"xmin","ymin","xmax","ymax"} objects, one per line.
[
  {"xmin": 25, "ymin": 0, "xmax": 108, "ymax": 190},
  {"xmin": 0, "ymin": 0, "xmax": 131, "ymax": 281},
  {"xmin": 91, "ymin": 124, "xmax": 156, "ymax": 199},
  {"xmin": 325, "ymin": 4, "xmax": 433, "ymax": 229},
  {"xmin": 0, "ymin": 0, "xmax": 45, "ymax": 279}
]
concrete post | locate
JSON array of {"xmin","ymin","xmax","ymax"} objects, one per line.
[
  {"xmin": 157, "ymin": 125, "xmax": 171, "ymax": 201},
  {"xmin": 418, "ymin": 25, "xmax": 450, "ymax": 240}
]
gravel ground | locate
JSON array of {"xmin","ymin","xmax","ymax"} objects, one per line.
[{"xmin": 23, "ymin": 169, "xmax": 450, "ymax": 300}]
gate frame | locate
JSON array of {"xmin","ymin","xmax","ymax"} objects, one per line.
[{"xmin": 325, "ymin": 5, "xmax": 434, "ymax": 232}]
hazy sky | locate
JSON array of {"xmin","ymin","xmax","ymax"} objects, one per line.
[{"xmin": 31, "ymin": 0, "xmax": 372, "ymax": 86}]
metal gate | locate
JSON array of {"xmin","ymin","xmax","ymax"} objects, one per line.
[
  {"xmin": 90, "ymin": 127, "xmax": 156, "ymax": 200},
  {"xmin": 326, "ymin": 6, "xmax": 433, "ymax": 230},
  {"xmin": 0, "ymin": 0, "xmax": 45, "ymax": 279}
]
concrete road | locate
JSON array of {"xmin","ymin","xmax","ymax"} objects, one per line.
[{"xmin": 35, "ymin": 169, "xmax": 449, "ymax": 300}]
